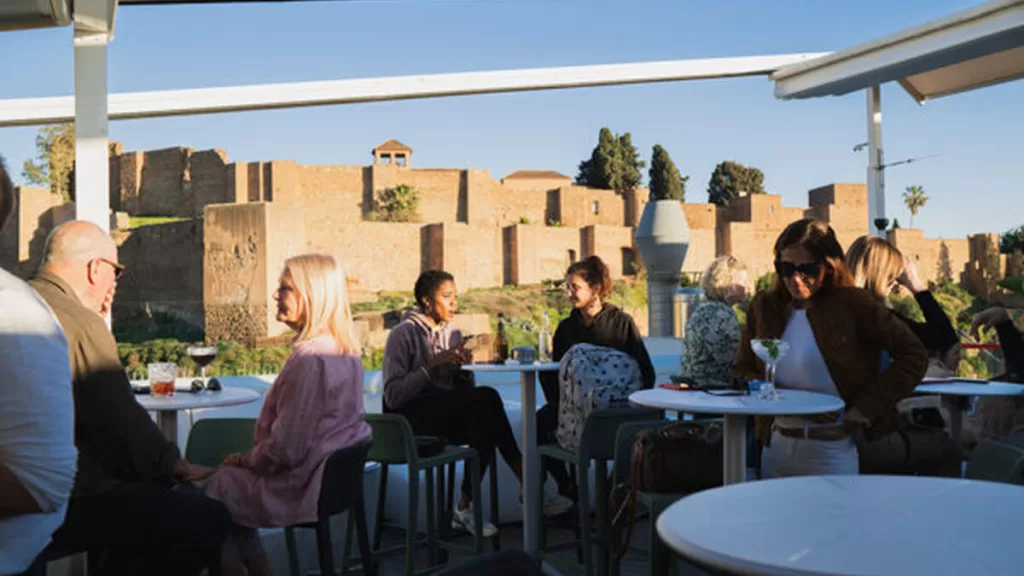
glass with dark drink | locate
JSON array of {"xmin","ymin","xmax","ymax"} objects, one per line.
[
  {"xmin": 148, "ymin": 362, "xmax": 177, "ymax": 397},
  {"xmin": 187, "ymin": 345, "xmax": 218, "ymax": 386}
]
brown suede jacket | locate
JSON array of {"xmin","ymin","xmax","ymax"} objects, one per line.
[{"xmin": 732, "ymin": 286, "xmax": 928, "ymax": 444}]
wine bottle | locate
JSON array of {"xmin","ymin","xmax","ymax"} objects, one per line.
[{"xmin": 494, "ymin": 314, "xmax": 509, "ymax": 363}]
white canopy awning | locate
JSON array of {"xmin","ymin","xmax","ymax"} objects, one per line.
[
  {"xmin": 0, "ymin": 53, "xmax": 827, "ymax": 127},
  {"xmin": 773, "ymin": 0, "xmax": 1024, "ymax": 103}
]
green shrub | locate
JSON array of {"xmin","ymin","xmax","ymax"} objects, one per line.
[
  {"xmin": 361, "ymin": 346, "xmax": 385, "ymax": 371},
  {"xmin": 118, "ymin": 339, "xmax": 384, "ymax": 378},
  {"xmin": 371, "ymin": 184, "xmax": 420, "ymax": 222},
  {"xmin": 353, "ymin": 291, "xmax": 413, "ymax": 313},
  {"xmin": 755, "ymin": 271, "xmax": 775, "ymax": 294}
]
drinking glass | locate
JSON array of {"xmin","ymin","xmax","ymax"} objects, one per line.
[
  {"xmin": 750, "ymin": 339, "xmax": 790, "ymax": 399},
  {"xmin": 187, "ymin": 345, "xmax": 218, "ymax": 386},
  {"xmin": 148, "ymin": 362, "xmax": 178, "ymax": 397}
]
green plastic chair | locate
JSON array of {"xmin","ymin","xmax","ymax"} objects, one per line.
[
  {"xmin": 362, "ymin": 414, "xmax": 484, "ymax": 576},
  {"xmin": 186, "ymin": 418, "xmax": 374, "ymax": 576},
  {"xmin": 536, "ymin": 407, "xmax": 663, "ymax": 576},
  {"xmin": 184, "ymin": 418, "xmax": 257, "ymax": 466},
  {"xmin": 966, "ymin": 439, "xmax": 1024, "ymax": 484},
  {"xmin": 608, "ymin": 417, "xmax": 723, "ymax": 576}
]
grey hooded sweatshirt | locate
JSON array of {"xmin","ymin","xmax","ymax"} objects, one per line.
[{"xmin": 382, "ymin": 308, "xmax": 470, "ymax": 410}]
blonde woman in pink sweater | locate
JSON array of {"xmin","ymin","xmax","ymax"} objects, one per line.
[{"xmin": 202, "ymin": 254, "xmax": 371, "ymax": 576}]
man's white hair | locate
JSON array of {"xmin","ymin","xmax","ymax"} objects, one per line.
[{"xmin": 42, "ymin": 221, "xmax": 113, "ymax": 266}]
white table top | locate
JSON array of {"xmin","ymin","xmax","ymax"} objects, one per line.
[
  {"xmin": 657, "ymin": 475, "xmax": 1024, "ymax": 576},
  {"xmin": 135, "ymin": 387, "xmax": 261, "ymax": 411},
  {"xmin": 916, "ymin": 379, "xmax": 1024, "ymax": 397},
  {"xmin": 629, "ymin": 387, "xmax": 845, "ymax": 416},
  {"xmin": 463, "ymin": 362, "xmax": 559, "ymax": 373}
]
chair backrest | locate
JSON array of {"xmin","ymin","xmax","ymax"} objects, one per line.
[
  {"xmin": 363, "ymin": 413, "xmax": 418, "ymax": 466},
  {"xmin": 580, "ymin": 407, "xmax": 664, "ymax": 461},
  {"xmin": 185, "ymin": 418, "xmax": 257, "ymax": 467},
  {"xmin": 966, "ymin": 439, "xmax": 1024, "ymax": 485},
  {"xmin": 318, "ymin": 440, "xmax": 373, "ymax": 518}
]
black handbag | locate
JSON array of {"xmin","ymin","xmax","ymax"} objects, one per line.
[{"xmin": 608, "ymin": 420, "xmax": 724, "ymax": 560}]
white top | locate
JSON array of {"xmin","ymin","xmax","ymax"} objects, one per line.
[
  {"xmin": 0, "ymin": 269, "xmax": 77, "ymax": 574},
  {"xmin": 463, "ymin": 362, "xmax": 560, "ymax": 373},
  {"xmin": 776, "ymin": 310, "xmax": 839, "ymax": 396},
  {"xmin": 775, "ymin": 309, "xmax": 842, "ymax": 427},
  {"xmin": 628, "ymin": 388, "xmax": 845, "ymax": 416},
  {"xmin": 134, "ymin": 384, "xmax": 261, "ymax": 411},
  {"xmin": 657, "ymin": 475, "xmax": 1024, "ymax": 576},
  {"xmin": 916, "ymin": 380, "xmax": 1024, "ymax": 397}
]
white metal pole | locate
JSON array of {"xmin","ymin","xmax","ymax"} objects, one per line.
[
  {"xmin": 866, "ymin": 85, "xmax": 886, "ymax": 236},
  {"xmin": 73, "ymin": 28, "xmax": 110, "ymax": 232}
]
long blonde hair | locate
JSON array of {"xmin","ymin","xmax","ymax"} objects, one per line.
[
  {"xmin": 283, "ymin": 253, "xmax": 360, "ymax": 355},
  {"xmin": 846, "ymin": 235, "xmax": 905, "ymax": 302}
]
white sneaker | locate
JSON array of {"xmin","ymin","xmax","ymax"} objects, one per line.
[
  {"xmin": 543, "ymin": 494, "xmax": 574, "ymax": 517},
  {"xmin": 452, "ymin": 504, "xmax": 498, "ymax": 538},
  {"xmin": 519, "ymin": 492, "xmax": 575, "ymax": 518}
]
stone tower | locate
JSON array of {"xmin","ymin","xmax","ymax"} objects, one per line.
[{"xmin": 372, "ymin": 139, "xmax": 412, "ymax": 168}]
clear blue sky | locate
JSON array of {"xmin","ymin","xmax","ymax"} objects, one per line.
[{"xmin": 0, "ymin": 0, "xmax": 1020, "ymax": 239}]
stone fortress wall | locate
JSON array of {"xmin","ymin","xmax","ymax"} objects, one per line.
[{"xmin": 1, "ymin": 139, "xmax": 1009, "ymax": 345}]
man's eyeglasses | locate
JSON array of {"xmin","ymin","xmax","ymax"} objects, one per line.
[
  {"xmin": 95, "ymin": 258, "xmax": 126, "ymax": 281},
  {"xmin": 775, "ymin": 261, "xmax": 821, "ymax": 279}
]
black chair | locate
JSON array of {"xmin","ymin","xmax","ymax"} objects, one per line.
[{"xmin": 285, "ymin": 440, "xmax": 376, "ymax": 576}]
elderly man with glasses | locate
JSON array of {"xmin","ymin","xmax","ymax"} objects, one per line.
[{"xmin": 29, "ymin": 221, "xmax": 231, "ymax": 576}]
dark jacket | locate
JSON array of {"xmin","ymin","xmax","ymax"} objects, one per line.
[
  {"xmin": 733, "ymin": 286, "xmax": 928, "ymax": 444},
  {"xmin": 30, "ymin": 272, "xmax": 180, "ymax": 497},
  {"xmin": 539, "ymin": 303, "xmax": 655, "ymax": 403},
  {"xmin": 897, "ymin": 290, "xmax": 959, "ymax": 353},
  {"xmin": 995, "ymin": 320, "xmax": 1024, "ymax": 382}
]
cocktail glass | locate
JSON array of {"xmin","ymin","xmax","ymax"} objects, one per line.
[
  {"xmin": 750, "ymin": 339, "xmax": 790, "ymax": 399},
  {"xmin": 187, "ymin": 345, "xmax": 218, "ymax": 388}
]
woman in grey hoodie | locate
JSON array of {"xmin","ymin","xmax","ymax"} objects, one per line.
[{"xmin": 382, "ymin": 270, "xmax": 522, "ymax": 538}]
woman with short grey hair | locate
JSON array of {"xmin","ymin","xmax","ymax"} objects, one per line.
[{"xmin": 677, "ymin": 256, "xmax": 750, "ymax": 388}]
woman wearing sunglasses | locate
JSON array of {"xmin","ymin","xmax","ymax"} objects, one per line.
[{"xmin": 732, "ymin": 219, "xmax": 928, "ymax": 478}]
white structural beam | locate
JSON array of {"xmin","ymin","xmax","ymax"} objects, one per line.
[
  {"xmin": 773, "ymin": 0, "xmax": 1024, "ymax": 102},
  {"xmin": 865, "ymin": 86, "xmax": 886, "ymax": 237},
  {"xmin": 73, "ymin": 0, "xmax": 116, "ymax": 233},
  {"xmin": 0, "ymin": 53, "xmax": 828, "ymax": 127}
]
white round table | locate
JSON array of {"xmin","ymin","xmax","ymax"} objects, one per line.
[
  {"xmin": 657, "ymin": 475, "xmax": 1024, "ymax": 576},
  {"xmin": 463, "ymin": 361, "xmax": 558, "ymax": 555},
  {"xmin": 629, "ymin": 388, "xmax": 845, "ymax": 484},
  {"xmin": 135, "ymin": 385, "xmax": 261, "ymax": 445},
  {"xmin": 915, "ymin": 379, "xmax": 1024, "ymax": 444}
]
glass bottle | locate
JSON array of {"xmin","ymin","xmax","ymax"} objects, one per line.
[{"xmin": 538, "ymin": 311, "xmax": 553, "ymax": 362}]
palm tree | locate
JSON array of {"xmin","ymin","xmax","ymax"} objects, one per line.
[{"xmin": 903, "ymin": 185, "xmax": 929, "ymax": 228}]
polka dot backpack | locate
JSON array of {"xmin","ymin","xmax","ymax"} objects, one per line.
[{"xmin": 555, "ymin": 343, "xmax": 642, "ymax": 452}]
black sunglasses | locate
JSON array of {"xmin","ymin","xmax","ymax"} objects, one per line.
[
  {"xmin": 190, "ymin": 377, "xmax": 222, "ymax": 392},
  {"xmin": 775, "ymin": 261, "xmax": 822, "ymax": 279}
]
